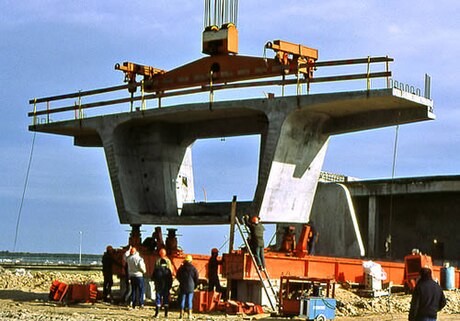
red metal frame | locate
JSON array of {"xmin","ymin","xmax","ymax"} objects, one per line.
[{"xmin": 403, "ymin": 253, "xmax": 434, "ymax": 292}]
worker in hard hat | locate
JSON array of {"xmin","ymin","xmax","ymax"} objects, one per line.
[
  {"xmin": 125, "ymin": 246, "xmax": 147, "ymax": 309},
  {"xmin": 176, "ymin": 255, "xmax": 199, "ymax": 319},
  {"xmin": 207, "ymin": 248, "xmax": 223, "ymax": 292},
  {"xmin": 102, "ymin": 245, "xmax": 114, "ymax": 303},
  {"xmin": 155, "ymin": 248, "xmax": 173, "ymax": 271},
  {"xmin": 152, "ymin": 257, "xmax": 173, "ymax": 318},
  {"xmin": 245, "ymin": 215, "xmax": 266, "ymax": 270}
]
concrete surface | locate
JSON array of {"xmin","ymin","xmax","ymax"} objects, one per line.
[{"xmin": 29, "ymin": 88, "xmax": 434, "ymax": 226}]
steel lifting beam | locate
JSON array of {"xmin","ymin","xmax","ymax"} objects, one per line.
[
  {"xmin": 28, "ymin": 53, "xmax": 393, "ymax": 119},
  {"xmin": 266, "ymin": 39, "xmax": 318, "ymax": 60},
  {"xmin": 115, "ymin": 61, "xmax": 166, "ymax": 83}
]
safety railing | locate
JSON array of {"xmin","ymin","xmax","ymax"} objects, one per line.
[{"xmin": 29, "ymin": 56, "xmax": 396, "ymax": 125}]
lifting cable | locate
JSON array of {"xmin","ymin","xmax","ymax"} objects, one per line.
[
  {"xmin": 387, "ymin": 121, "xmax": 400, "ymax": 258},
  {"xmin": 13, "ymin": 131, "xmax": 37, "ymax": 252},
  {"xmin": 383, "ymin": 121, "xmax": 400, "ymax": 314}
]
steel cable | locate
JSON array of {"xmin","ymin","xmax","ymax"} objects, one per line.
[{"xmin": 13, "ymin": 131, "xmax": 37, "ymax": 252}]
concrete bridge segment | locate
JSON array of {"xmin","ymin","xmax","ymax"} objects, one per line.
[{"xmin": 29, "ymin": 88, "xmax": 434, "ymax": 226}]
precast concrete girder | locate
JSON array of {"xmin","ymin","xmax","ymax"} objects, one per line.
[{"xmin": 29, "ymin": 88, "xmax": 434, "ymax": 225}]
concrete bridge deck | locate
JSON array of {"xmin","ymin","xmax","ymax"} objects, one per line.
[{"xmin": 29, "ymin": 88, "xmax": 434, "ymax": 225}]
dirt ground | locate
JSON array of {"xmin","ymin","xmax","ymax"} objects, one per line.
[{"xmin": 0, "ymin": 267, "xmax": 458, "ymax": 320}]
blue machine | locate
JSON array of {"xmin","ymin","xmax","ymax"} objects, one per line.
[{"xmin": 299, "ymin": 297, "xmax": 336, "ymax": 321}]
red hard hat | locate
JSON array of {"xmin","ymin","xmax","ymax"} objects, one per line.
[
  {"xmin": 251, "ymin": 216, "xmax": 259, "ymax": 223},
  {"xmin": 130, "ymin": 247, "xmax": 137, "ymax": 255},
  {"xmin": 211, "ymin": 248, "xmax": 219, "ymax": 254},
  {"xmin": 159, "ymin": 248, "xmax": 167, "ymax": 258}
]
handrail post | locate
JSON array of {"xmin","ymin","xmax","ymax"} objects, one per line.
[
  {"xmin": 46, "ymin": 101, "xmax": 50, "ymax": 124},
  {"xmin": 141, "ymin": 80, "xmax": 146, "ymax": 110},
  {"xmin": 386, "ymin": 55, "xmax": 390, "ymax": 89},
  {"xmin": 78, "ymin": 90, "xmax": 83, "ymax": 119},
  {"xmin": 366, "ymin": 56, "xmax": 371, "ymax": 90},
  {"xmin": 33, "ymin": 98, "xmax": 37, "ymax": 126},
  {"xmin": 209, "ymin": 70, "xmax": 214, "ymax": 110}
]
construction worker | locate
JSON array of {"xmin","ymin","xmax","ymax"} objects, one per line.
[
  {"xmin": 125, "ymin": 246, "xmax": 147, "ymax": 309},
  {"xmin": 245, "ymin": 215, "xmax": 266, "ymax": 270},
  {"xmin": 152, "ymin": 258, "xmax": 173, "ymax": 318},
  {"xmin": 176, "ymin": 255, "xmax": 199, "ymax": 319},
  {"xmin": 155, "ymin": 248, "xmax": 173, "ymax": 271},
  {"xmin": 409, "ymin": 267, "xmax": 446, "ymax": 321},
  {"xmin": 101, "ymin": 245, "xmax": 114, "ymax": 303},
  {"xmin": 207, "ymin": 248, "xmax": 223, "ymax": 292}
]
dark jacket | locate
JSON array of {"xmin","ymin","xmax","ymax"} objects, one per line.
[
  {"xmin": 207, "ymin": 255, "xmax": 222, "ymax": 280},
  {"xmin": 152, "ymin": 264, "xmax": 173, "ymax": 293},
  {"xmin": 176, "ymin": 261, "xmax": 199, "ymax": 293},
  {"xmin": 248, "ymin": 222, "xmax": 265, "ymax": 247},
  {"xmin": 102, "ymin": 252, "xmax": 114, "ymax": 276},
  {"xmin": 409, "ymin": 278, "xmax": 446, "ymax": 321}
]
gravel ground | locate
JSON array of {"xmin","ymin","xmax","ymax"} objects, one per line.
[{"xmin": 0, "ymin": 266, "xmax": 458, "ymax": 320}]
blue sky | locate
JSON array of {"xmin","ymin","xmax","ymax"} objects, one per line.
[{"xmin": 1, "ymin": 1, "xmax": 459, "ymax": 255}]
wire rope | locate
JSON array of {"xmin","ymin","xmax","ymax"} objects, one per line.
[
  {"xmin": 387, "ymin": 123, "xmax": 400, "ymax": 259},
  {"xmin": 13, "ymin": 131, "xmax": 37, "ymax": 252}
]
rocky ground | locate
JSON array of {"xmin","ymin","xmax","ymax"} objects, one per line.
[{"xmin": 0, "ymin": 266, "xmax": 458, "ymax": 320}]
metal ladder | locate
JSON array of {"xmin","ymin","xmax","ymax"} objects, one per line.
[{"xmin": 235, "ymin": 217, "xmax": 279, "ymax": 311}]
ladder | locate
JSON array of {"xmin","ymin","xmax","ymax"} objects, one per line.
[{"xmin": 235, "ymin": 217, "xmax": 279, "ymax": 311}]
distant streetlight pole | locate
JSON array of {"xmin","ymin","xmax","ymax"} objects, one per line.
[{"xmin": 79, "ymin": 231, "xmax": 83, "ymax": 265}]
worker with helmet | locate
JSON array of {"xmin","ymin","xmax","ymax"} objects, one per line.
[
  {"xmin": 176, "ymin": 254, "xmax": 199, "ymax": 319},
  {"xmin": 207, "ymin": 248, "xmax": 223, "ymax": 292},
  {"xmin": 125, "ymin": 246, "xmax": 147, "ymax": 309},
  {"xmin": 155, "ymin": 248, "xmax": 173, "ymax": 271},
  {"xmin": 102, "ymin": 245, "xmax": 114, "ymax": 302},
  {"xmin": 245, "ymin": 215, "xmax": 266, "ymax": 270},
  {"xmin": 152, "ymin": 256, "xmax": 173, "ymax": 318},
  {"xmin": 152, "ymin": 247, "xmax": 173, "ymax": 317}
]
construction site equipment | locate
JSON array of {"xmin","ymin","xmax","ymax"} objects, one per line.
[
  {"xmin": 403, "ymin": 252, "xmax": 433, "ymax": 293},
  {"xmin": 165, "ymin": 228, "xmax": 180, "ymax": 255},
  {"xmin": 440, "ymin": 263, "xmax": 455, "ymax": 290},
  {"xmin": 295, "ymin": 223, "xmax": 315, "ymax": 257},
  {"xmin": 279, "ymin": 276, "xmax": 336, "ymax": 320},
  {"xmin": 226, "ymin": 299, "xmax": 264, "ymax": 315},
  {"xmin": 193, "ymin": 290, "xmax": 223, "ymax": 312},
  {"xmin": 49, "ymin": 280, "xmax": 99, "ymax": 304},
  {"xmin": 279, "ymin": 226, "xmax": 296, "ymax": 253},
  {"xmin": 192, "ymin": 290, "xmax": 264, "ymax": 315},
  {"xmin": 362, "ymin": 260, "xmax": 387, "ymax": 290},
  {"xmin": 235, "ymin": 217, "xmax": 278, "ymax": 310}
]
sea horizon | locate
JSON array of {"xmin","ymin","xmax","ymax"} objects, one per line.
[{"xmin": 0, "ymin": 250, "xmax": 102, "ymax": 265}]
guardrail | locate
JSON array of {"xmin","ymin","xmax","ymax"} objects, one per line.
[{"xmin": 29, "ymin": 56, "xmax": 398, "ymax": 125}]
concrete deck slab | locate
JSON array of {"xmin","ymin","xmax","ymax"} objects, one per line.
[{"xmin": 29, "ymin": 89, "xmax": 434, "ymax": 225}]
